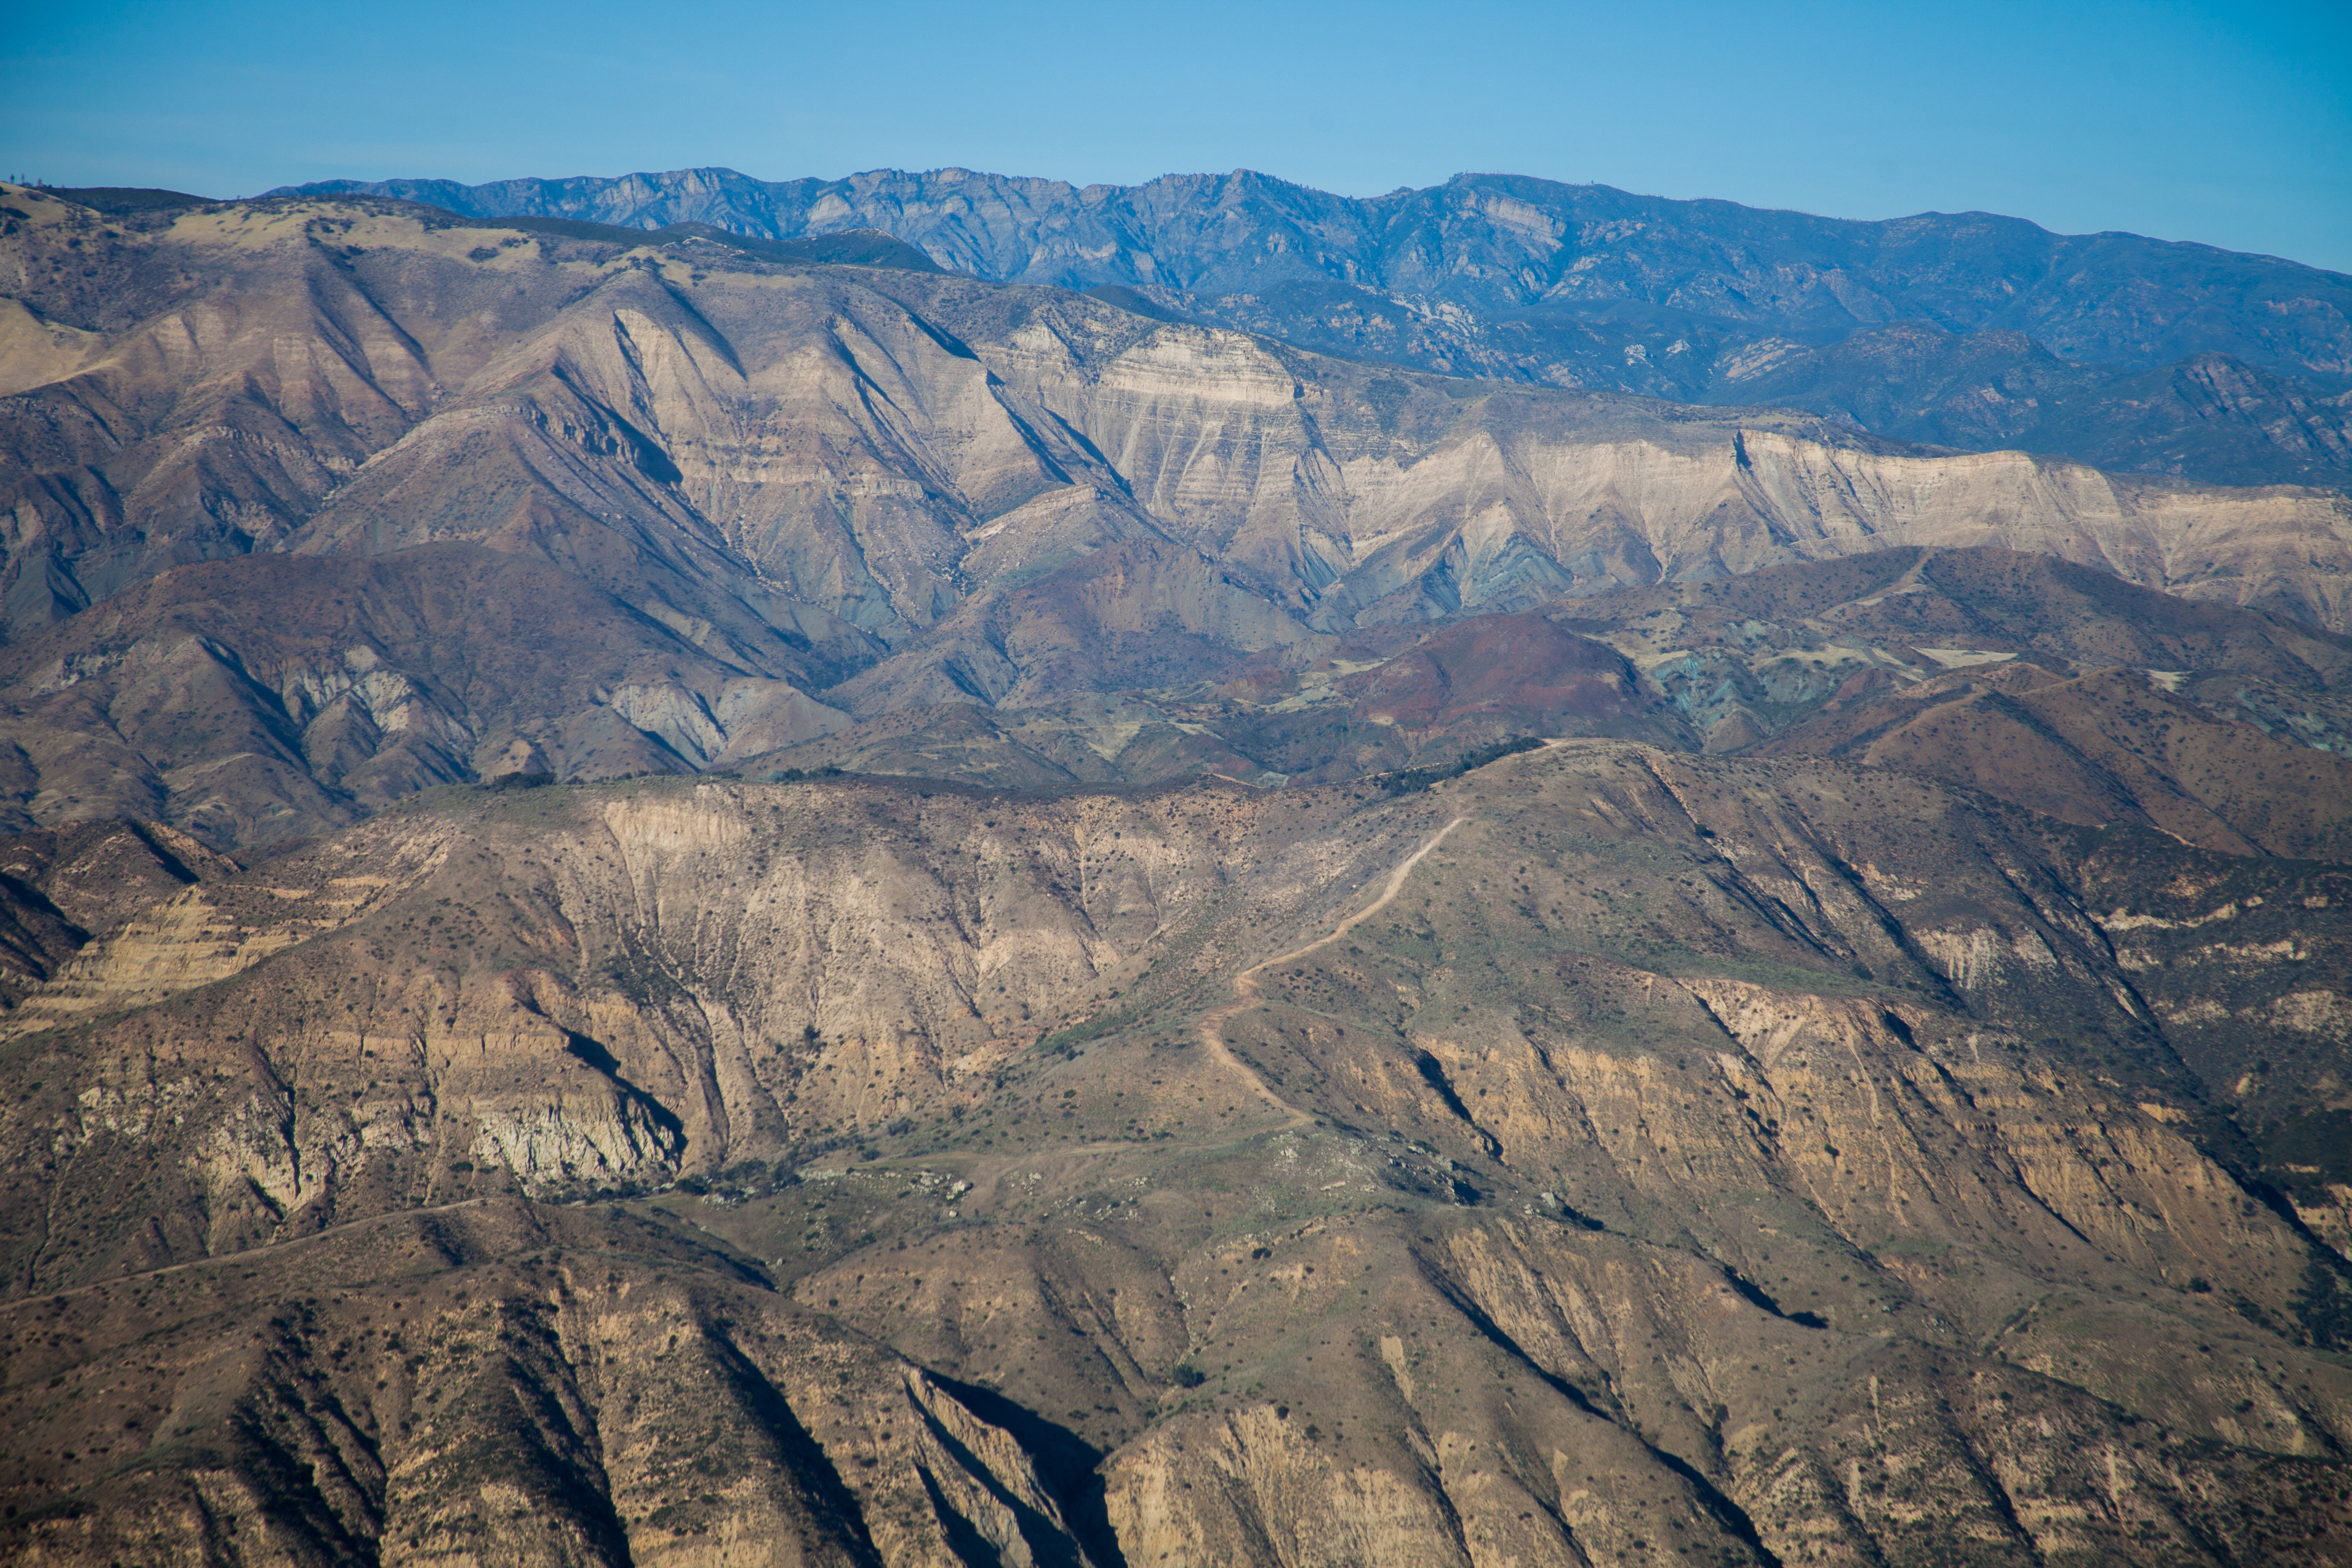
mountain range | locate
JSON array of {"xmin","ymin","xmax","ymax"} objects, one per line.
[
  {"xmin": 3, "ymin": 170, "xmax": 2352, "ymax": 1565},
  {"xmin": 4, "ymin": 180, "xmax": 2349, "ymax": 851},
  {"xmin": 268, "ymin": 165, "xmax": 2352, "ymax": 490}
]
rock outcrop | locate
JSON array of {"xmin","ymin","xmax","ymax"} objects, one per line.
[
  {"xmin": 3, "ymin": 743, "xmax": 2348, "ymax": 1562},
  {"xmin": 3, "ymin": 188, "xmax": 2349, "ymax": 852},
  {"xmin": 263, "ymin": 165, "xmax": 2352, "ymax": 487}
]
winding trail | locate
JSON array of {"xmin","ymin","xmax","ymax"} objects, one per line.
[{"xmin": 1196, "ymin": 815, "xmax": 1470, "ymax": 1125}]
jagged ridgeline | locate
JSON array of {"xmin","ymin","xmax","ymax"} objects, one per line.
[
  {"xmin": 4, "ymin": 174, "xmax": 2352, "ymax": 1565},
  {"xmin": 271, "ymin": 165, "xmax": 2352, "ymax": 491},
  {"xmin": 1, "ymin": 182, "xmax": 2349, "ymax": 851},
  {"xmin": 3, "ymin": 744, "xmax": 2352, "ymax": 1564}
]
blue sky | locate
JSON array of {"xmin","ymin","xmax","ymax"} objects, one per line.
[{"xmin": 6, "ymin": 0, "xmax": 2348, "ymax": 271}]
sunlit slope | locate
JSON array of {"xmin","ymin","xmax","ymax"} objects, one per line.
[{"xmin": 2, "ymin": 746, "xmax": 2347, "ymax": 1562}]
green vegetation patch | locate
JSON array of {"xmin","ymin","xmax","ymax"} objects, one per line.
[{"xmin": 1376, "ymin": 735, "xmax": 1545, "ymax": 795}]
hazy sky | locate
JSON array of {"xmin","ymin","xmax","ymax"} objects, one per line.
[{"xmin": 7, "ymin": 0, "xmax": 2348, "ymax": 271}]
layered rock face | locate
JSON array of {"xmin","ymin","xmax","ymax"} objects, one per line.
[
  {"xmin": 5, "ymin": 170, "xmax": 2351, "ymax": 1568},
  {"xmin": 1729, "ymin": 328, "xmax": 2352, "ymax": 492},
  {"xmin": 269, "ymin": 166, "xmax": 2352, "ymax": 387},
  {"xmin": 3, "ymin": 186, "xmax": 2349, "ymax": 851},
  {"xmin": 264, "ymin": 165, "xmax": 2352, "ymax": 487},
  {"xmin": 2, "ymin": 747, "xmax": 2348, "ymax": 1564}
]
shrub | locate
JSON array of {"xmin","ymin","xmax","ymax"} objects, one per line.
[{"xmin": 1377, "ymin": 735, "xmax": 1544, "ymax": 796}]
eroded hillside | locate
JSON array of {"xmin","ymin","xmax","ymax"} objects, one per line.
[
  {"xmin": 3, "ymin": 746, "xmax": 2349, "ymax": 1564},
  {"xmin": 4, "ymin": 185, "xmax": 2351, "ymax": 854},
  {"xmin": 750, "ymin": 545, "xmax": 2352, "ymax": 870},
  {"xmin": 268, "ymin": 166, "xmax": 2352, "ymax": 492}
]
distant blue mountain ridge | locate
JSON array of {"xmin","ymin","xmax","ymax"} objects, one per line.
[{"xmin": 270, "ymin": 166, "xmax": 2352, "ymax": 489}]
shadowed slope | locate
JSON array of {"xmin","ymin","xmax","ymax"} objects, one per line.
[
  {"xmin": 0, "ymin": 548, "xmax": 851, "ymax": 848},
  {"xmin": 268, "ymin": 165, "xmax": 2352, "ymax": 486},
  {"xmin": 1757, "ymin": 661, "xmax": 2352, "ymax": 861}
]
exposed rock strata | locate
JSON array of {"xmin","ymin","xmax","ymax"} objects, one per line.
[
  {"xmin": 2, "ymin": 746, "xmax": 2347, "ymax": 1562},
  {"xmin": 4, "ymin": 187, "xmax": 2349, "ymax": 852},
  {"xmin": 259, "ymin": 170, "xmax": 2348, "ymax": 386}
]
